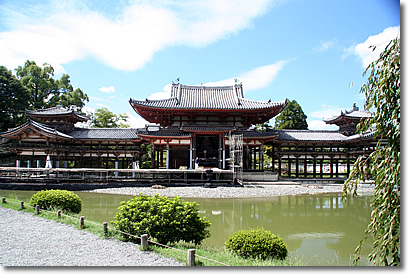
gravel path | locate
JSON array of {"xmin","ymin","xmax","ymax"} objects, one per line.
[
  {"xmin": 87, "ymin": 183, "xmax": 375, "ymax": 199},
  {"xmin": 0, "ymin": 207, "xmax": 183, "ymax": 266}
]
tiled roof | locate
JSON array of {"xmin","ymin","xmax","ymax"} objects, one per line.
[
  {"xmin": 181, "ymin": 125, "xmax": 236, "ymax": 132},
  {"xmin": 240, "ymin": 130, "xmax": 280, "ymax": 138},
  {"xmin": 275, "ymin": 130, "xmax": 347, "ymax": 142},
  {"xmin": 137, "ymin": 129, "xmax": 191, "ymax": 137},
  {"xmin": 0, "ymin": 119, "xmax": 73, "ymax": 139},
  {"xmin": 30, "ymin": 120, "xmax": 74, "ymax": 139},
  {"xmin": 26, "ymin": 105, "xmax": 89, "ymax": 121},
  {"xmin": 345, "ymin": 131, "xmax": 376, "ymax": 141},
  {"xmin": 324, "ymin": 105, "xmax": 372, "ymax": 123},
  {"xmin": 69, "ymin": 128, "xmax": 140, "ymax": 140},
  {"xmin": 130, "ymin": 83, "xmax": 287, "ymax": 111}
]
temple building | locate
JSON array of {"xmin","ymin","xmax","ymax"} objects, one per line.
[
  {"xmin": 0, "ymin": 105, "xmax": 143, "ymax": 170},
  {"xmin": 129, "ymin": 83, "xmax": 287, "ymax": 171},
  {"xmin": 0, "ymin": 82, "xmax": 377, "ymax": 182}
]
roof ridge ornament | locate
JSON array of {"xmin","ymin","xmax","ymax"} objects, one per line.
[
  {"xmin": 177, "ymin": 83, "xmax": 181, "ymax": 105},
  {"xmin": 232, "ymin": 84, "xmax": 241, "ymax": 105}
]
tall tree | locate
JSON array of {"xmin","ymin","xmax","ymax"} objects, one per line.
[
  {"xmin": 15, "ymin": 60, "xmax": 88, "ymax": 112},
  {"xmin": 343, "ymin": 38, "xmax": 400, "ymax": 266},
  {"xmin": 0, "ymin": 66, "xmax": 30, "ymax": 131},
  {"xmin": 15, "ymin": 60, "xmax": 58, "ymax": 110},
  {"xmin": 274, "ymin": 99, "xmax": 308, "ymax": 129},
  {"xmin": 54, "ymin": 74, "xmax": 89, "ymax": 112},
  {"xmin": 90, "ymin": 107, "xmax": 129, "ymax": 128}
]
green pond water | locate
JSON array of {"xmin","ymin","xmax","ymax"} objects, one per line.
[{"xmin": 0, "ymin": 189, "xmax": 374, "ymax": 266}]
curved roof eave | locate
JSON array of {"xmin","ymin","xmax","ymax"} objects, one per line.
[{"xmin": 0, "ymin": 119, "xmax": 73, "ymax": 140}]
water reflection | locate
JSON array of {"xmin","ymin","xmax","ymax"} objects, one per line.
[
  {"xmin": 183, "ymin": 194, "xmax": 373, "ymax": 265},
  {"xmin": 0, "ymin": 190, "xmax": 373, "ymax": 266}
]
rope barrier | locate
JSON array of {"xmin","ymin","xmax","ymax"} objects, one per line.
[
  {"xmin": 195, "ymin": 254, "xmax": 230, "ymax": 266},
  {"xmin": 147, "ymin": 239, "xmax": 188, "ymax": 254},
  {"xmin": 1, "ymin": 197, "xmax": 229, "ymax": 266}
]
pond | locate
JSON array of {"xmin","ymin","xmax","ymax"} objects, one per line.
[{"xmin": 0, "ymin": 189, "xmax": 373, "ymax": 266}]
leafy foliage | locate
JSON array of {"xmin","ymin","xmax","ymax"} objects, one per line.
[
  {"xmin": 112, "ymin": 194, "xmax": 211, "ymax": 245},
  {"xmin": 90, "ymin": 107, "xmax": 129, "ymax": 128},
  {"xmin": 0, "ymin": 66, "xmax": 30, "ymax": 131},
  {"xmin": 274, "ymin": 99, "xmax": 308, "ymax": 129},
  {"xmin": 52, "ymin": 74, "xmax": 89, "ymax": 112},
  {"xmin": 343, "ymin": 38, "xmax": 400, "ymax": 266},
  {"xmin": 224, "ymin": 227, "xmax": 288, "ymax": 260},
  {"xmin": 29, "ymin": 189, "xmax": 82, "ymax": 214},
  {"xmin": 14, "ymin": 60, "xmax": 88, "ymax": 112}
]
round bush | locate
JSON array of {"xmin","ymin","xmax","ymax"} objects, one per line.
[
  {"xmin": 224, "ymin": 227, "xmax": 288, "ymax": 260},
  {"xmin": 29, "ymin": 189, "xmax": 82, "ymax": 214},
  {"xmin": 112, "ymin": 194, "xmax": 211, "ymax": 245}
]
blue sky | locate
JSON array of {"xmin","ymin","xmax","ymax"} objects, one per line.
[{"xmin": 0, "ymin": 0, "xmax": 400, "ymax": 129}]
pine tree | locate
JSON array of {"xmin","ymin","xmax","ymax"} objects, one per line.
[{"xmin": 274, "ymin": 100, "xmax": 308, "ymax": 129}]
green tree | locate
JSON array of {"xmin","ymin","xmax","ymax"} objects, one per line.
[
  {"xmin": 15, "ymin": 60, "xmax": 58, "ymax": 110},
  {"xmin": 0, "ymin": 66, "xmax": 30, "ymax": 131},
  {"xmin": 52, "ymin": 74, "xmax": 89, "ymax": 112},
  {"xmin": 15, "ymin": 60, "xmax": 88, "ymax": 111},
  {"xmin": 343, "ymin": 38, "xmax": 400, "ymax": 266},
  {"xmin": 91, "ymin": 107, "xmax": 129, "ymax": 128},
  {"xmin": 274, "ymin": 100, "xmax": 308, "ymax": 129}
]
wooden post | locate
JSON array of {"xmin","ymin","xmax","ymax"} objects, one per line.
[
  {"xmin": 320, "ymin": 155, "xmax": 324, "ymax": 178},
  {"xmin": 140, "ymin": 234, "xmax": 148, "ymax": 251},
  {"xmin": 35, "ymin": 205, "xmax": 39, "ymax": 214},
  {"xmin": 80, "ymin": 216, "xmax": 85, "ymax": 229},
  {"xmin": 103, "ymin": 222, "xmax": 108, "ymax": 236},
  {"xmin": 295, "ymin": 155, "xmax": 299, "ymax": 178},
  {"xmin": 187, "ymin": 249, "xmax": 195, "ymax": 266},
  {"xmin": 1, "ymin": 197, "xmax": 6, "ymax": 204},
  {"xmin": 20, "ymin": 201, "xmax": 24, "ymax": 209},
  {"xmin": 57, "ymin": 210, "xmax": 61, "ymax": 219}
]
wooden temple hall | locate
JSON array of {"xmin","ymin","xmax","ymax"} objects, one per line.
[{"xmin": 0, "ymin": 82, "xmax": 376, "ymax": 183}]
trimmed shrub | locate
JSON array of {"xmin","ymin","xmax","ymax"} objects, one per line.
[
  {"xmin": 29, "ymin": 189, "xmax": 82, "ymax": 214},
  {"xmin": 112, "ymin": 194, "xmax": 211, "ymax": 245},
  {"xmin": 224, "ymin": 227, "xmax": 288, "ymax": 260}
]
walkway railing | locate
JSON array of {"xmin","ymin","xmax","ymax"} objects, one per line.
[
  {"xmin": 0, "ymin": 167, "xmax": 233, "ymax": 184},
  {"xmin": 1, "ymin": 197, "xmax": 230, "ymax": 266}
]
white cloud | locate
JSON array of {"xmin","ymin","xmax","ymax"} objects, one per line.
[
  {"xmin": 95, "ymin": 103, "xmax": 110, "ymax": 108},
  {"xmin": 204, "ymin": 60, "xmax": 287, "ymax": 92},
  {"xmin": 126, "ymin": 112, "xmax": 148, "ymax": 128},
  {"xmin": 89, "ymin": 96, "xmax": 107, "ymax": 102},
  {"xmin": 313, "ymin": 39, "xmax": 337, "ymax": 52},
  {"xmin": 307, "ymin": 103, "xmax": 369, "ymax": 130},
  {"xmin": 307, "ymin": 120, "xmax": 338, "ymax": 130},
  {"xmin": 82, "ymin": 106, "xmax": 95, "ymax": 115},
  {"xmin": 147, "ymin": 84, "xmax": 172, "ymax": 100},
  {"xmin": 307, "ymin": 103, "xmax": 345, "ymax": 130},
  {"xmin": 0, "ymin": 0, "xmax": 275, "ymax": 71},
  {"xmin": 346, "ymin": 26, "xmax": 400, "ymax": 68},
  {"xmin": 308, "ymin": 104, "xmax": 343, "ymax": 121},
  {"xmin": 145, "ymin": 60, "xmax": 287, "ymax": 100},
  {"xmin": 99, "ymin": 86, "xmax": 116, "ymax": 93}
]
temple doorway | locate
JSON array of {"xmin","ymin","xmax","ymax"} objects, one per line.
[{"xmin": 196, "ymin": 135, "xmax": 219, "ymax": 167}]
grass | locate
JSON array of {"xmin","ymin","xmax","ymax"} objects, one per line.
[
  {"xmin": 1, "ymin": 195, "xmax": 301, "ymax": 267},
  {"xmin": 151, "ymin": 242, "xmax": 300, "ymax": 266}
]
